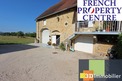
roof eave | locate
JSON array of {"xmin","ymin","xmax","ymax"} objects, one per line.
[
  {"xmin": 36, "ymin": 4, "xmax": 77, "ymax": 21},
  {"xmin": 69, "ymin": 32, "xmax": 120, "ymax": 40}
]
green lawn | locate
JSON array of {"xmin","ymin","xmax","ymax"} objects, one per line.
[{"xmin": 0, "ymin": 36, "xmax": 35, "ymax": 45}]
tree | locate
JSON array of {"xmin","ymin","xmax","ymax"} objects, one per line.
[
  {"xmin": 25, "ymin": 32, "xmax": 36, "ymax": 38},
  {"xmin": 0, "ymin": 31, "xmax": 36, "ymax": 38},
  {"xmin": 114, "ymin": 33, "xmax": 122, "ymax": 59},
  {"xmin": 17, "ymin": 31, "xmax": 24, "ymax": 38},
  {"xmin": 30, "ymin": 32, "xmax": 36, "ymax": 38},
  {"xmin": 11, "ymin": 32, "xmax": 17, "ymax": 36}
]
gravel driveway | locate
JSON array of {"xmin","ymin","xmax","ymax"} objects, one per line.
[{"xmin": 0, "ymin": 44, "xmax": 107, "ymax": 81}]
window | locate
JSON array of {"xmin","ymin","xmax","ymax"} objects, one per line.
[
  {"xmin": 78, "ymin": 21, "xmax": 93, "ymax": 28},
  {"xmin": 78, "ymin": 21, "xmax": 88, "ymax": 27},
  {"xmin": 64, "ymin": 21, "xmax": 68, "ymax": 27},
  {"xmin": 57, "ymin": 16, "xmax": 60, "ymax": 22},
  {"xmin": 88, "ymin": 21, "xmax": 93, "ymax": 27},
  {"xmin": 43, "ymin": 19, "xmax": 46, "ymax": 26}
]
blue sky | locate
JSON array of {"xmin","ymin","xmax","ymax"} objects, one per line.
[{"xmin": 0, "ymin": 0, "xmax": 60, "ymax": 32}]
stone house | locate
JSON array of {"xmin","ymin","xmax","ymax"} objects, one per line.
[
  {"xmin": 36, "ymin": 0, "xmax": 122, "ymax": 55},
  {"xmin": 36, "ymin": 0, "xmax": 77, "ymax": 45}
]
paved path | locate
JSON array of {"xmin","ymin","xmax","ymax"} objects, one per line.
[{"xmin": 0, "ymin": 44, "xmax": 107, "ymax": 81}]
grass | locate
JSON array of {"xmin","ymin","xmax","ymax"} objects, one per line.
[{"xmin": 0, "ymin": 36, "xmax": 35, "ymax": 45}]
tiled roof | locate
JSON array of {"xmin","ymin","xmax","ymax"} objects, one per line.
[{"xmin": 36, "ymin": 0, "xmax": 77, "ymax": 21}]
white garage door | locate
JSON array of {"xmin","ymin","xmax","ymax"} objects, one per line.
[
  {"xmin": 42, "ymin": 30, "xmax": 50, "ymax": 44},
  {"xmin": 74, "ymin": 36, "xmax": 93, "ymax": 53}
]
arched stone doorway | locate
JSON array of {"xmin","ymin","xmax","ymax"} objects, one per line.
[
  {"xmin": 51, "ymin": 30, "xmax": 60, "ymax": 45},
  {"xmin": 41, "ymin": 28, "xmax": 50, "ymax": 44}
]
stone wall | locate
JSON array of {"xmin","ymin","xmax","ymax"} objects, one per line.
[
  {"xmin": 93, "ymin": 43, "xmax": 113, "ymax": 56},
  {"xmin": 36, "ymin": 8, "xmax": 76, "ymax": 43}
]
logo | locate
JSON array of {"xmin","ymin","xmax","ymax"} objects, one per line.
[
  {"xmin": 77, "ymin": 0, "xmax": 122, "ymax": 21},
  {"xmin": 80, "ymin": 70, "xmax": 94, "ymax": 81},
  {"xmin": 79, "ymin": 60, "xmax": 122, "ymax": 81}
]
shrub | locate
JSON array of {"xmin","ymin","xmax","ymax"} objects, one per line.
[
  {"xmin": 116, "ymin": 33, "xmax": 122, "ymax": 58},
  {"xmin": 47, "ymin": 41, "xmax": 51, "ymax": 45},
  {"xmin": 59, "ymin": 43, "xmax": 66, "ymax": 51},
  {"xmin": 52, "ymin": 43, "xmax": 56, "ymax": 46}
]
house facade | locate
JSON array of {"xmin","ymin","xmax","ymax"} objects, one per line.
[
  {"xmin": 70, "ymin": 21, "xmax": 122, "ymax": 55},
  {"xmin": 36, "ymin": 0, "xmax": 77, "ymax": 45},
  {"xmin": 36, "ymin": 0, "xmax": 122, "ymax": 55}
]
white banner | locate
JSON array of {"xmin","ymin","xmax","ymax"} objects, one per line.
[{"xmin": 77, "ymin": 0, "xmax": 122, "ymax": 21}]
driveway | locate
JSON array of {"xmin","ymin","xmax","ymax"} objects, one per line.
[{"xmin": 0, "ymin": 44, "xmax": 107, "ymax": 81}]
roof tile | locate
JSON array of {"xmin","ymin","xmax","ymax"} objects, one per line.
[{"xmin": 36, "ymin": 0, "xmax": 77, "ymax": 21}]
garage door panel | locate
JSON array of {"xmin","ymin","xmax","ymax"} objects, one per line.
[{"xmin": 74, "ymin": 36, "xmax": 93, "ymax": 53}]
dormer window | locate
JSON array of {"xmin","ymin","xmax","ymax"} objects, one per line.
[{"xmin": 43, "ymin": 19, "xmax": 46, "ymax": 26}]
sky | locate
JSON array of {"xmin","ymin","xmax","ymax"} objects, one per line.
[{"xmin": 0, "ymin": 0, "xmax": 60, "ymax": 32}]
